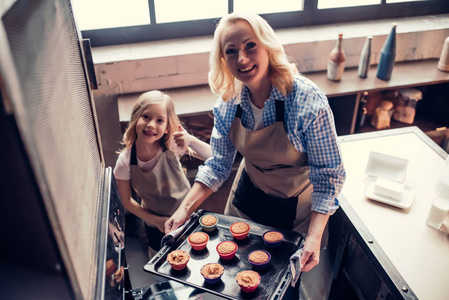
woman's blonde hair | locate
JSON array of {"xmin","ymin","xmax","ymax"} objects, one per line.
[
  {"xmin": 121, "ymin": 90, "xmax": 180, "ymax": 152},
  {"xmin": 208, "ymin": 12, "xmax": 298, "ymax": 101}
]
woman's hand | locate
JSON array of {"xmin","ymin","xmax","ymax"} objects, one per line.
[
  {"xmin": 300, "ymin": 211, "xmax": 329, "ymax": 272},
  {"xmin": 300, "ymin": 234, "xmax": 321, "ymax": 272},
  {"xmin": 164, "ymin": 207, "xmax": 190, "ymax": 234},
  {"xmin": 165, "ymin": 182, "xmax": 214, "ymax": 234}
]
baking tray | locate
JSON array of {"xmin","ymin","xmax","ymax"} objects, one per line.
[{"xmin": 144, "ymin": 210, "xmax": 304, "ymax": 300}]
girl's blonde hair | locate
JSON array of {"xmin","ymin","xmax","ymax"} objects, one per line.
[
  {"xmin": 121, "ymin": 90, "xmax": 180, "ymax": 152},
  {"xmin": 208, "ymin": 12, "xmax": 298, "ymax": 101}
]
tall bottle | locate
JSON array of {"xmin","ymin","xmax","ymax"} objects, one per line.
[
  {"xmin": 358, "ymin": 36, "xmax": 372, "ymax": 78},
  {"xmin": 377, "ymin": 24, "xmax": 397, "ymax": 81},
  {"xmin": 437, "ymin": 36, "xmax": 449, "ymax": 71},
  {"xmin": 327, "ymin": 33, "xmax": 346, "ymax": 81},
  {"xmin": 354, "ymin": 91, "xmax": 368, "ymax": 133}
]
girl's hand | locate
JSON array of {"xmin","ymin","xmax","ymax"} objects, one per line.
[
  {"xmin": 173, "ymin": 124, "xmax": 211, "ymax": 161},
  {"xmin": 173, "ymin": 124, "xmax": 194, "ymax": 151}
]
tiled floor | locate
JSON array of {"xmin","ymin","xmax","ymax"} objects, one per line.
[{"xmin": 125, "ymin": 232, "xmax": 162, "ymax": 291}]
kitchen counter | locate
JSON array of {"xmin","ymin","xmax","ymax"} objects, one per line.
[{"xmin": 334, "ymin": 126, "xmax": 448, "ymax": 299}]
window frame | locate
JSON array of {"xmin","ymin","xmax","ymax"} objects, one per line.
[{"xmin": 80, "ymin": 0, "xmax": 449, "ymax": 47}]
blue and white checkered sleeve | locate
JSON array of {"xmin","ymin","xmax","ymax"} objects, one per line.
[
  {"xmin": 305, "ymin": 100, "xmax": 346, "ymax": 215},
  {"xmin": 195, "ymin": 99, "xmax": 238, "ymax": 192}
]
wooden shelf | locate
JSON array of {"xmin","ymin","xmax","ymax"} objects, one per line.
[
  {"xmin": 358, "ymin": 115, "xmax": 445, "ymax": 134},
  {"xmin": 117, "ymin": 85, "xmax": 217, "ymax": 122},
  {"xmin": 117, "ymin": 59, "xmax": 449, "ymax": 138},
  {"xmin": 305, "ymin": 59, "xmax": 449, "ymax": 97}
]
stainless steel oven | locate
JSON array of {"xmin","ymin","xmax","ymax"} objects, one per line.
[{"xmin": 0, "ymin": 1, "xmax": 125, "ymax": 299}]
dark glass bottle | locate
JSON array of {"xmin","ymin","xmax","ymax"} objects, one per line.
[
  {"xmin": 377, "ymin": 24, "xmax": 397, "ymax": 81},
  {"xmin": 354, "ymin": 92, "xmax": 368, "ymax": 133}
]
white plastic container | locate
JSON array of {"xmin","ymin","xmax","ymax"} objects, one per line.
[
  {"xmin": 365, "ymin": 151, "xmax": 408, "ymax": 182},
  {"xmin": 364, "ymin": 151, "xmax": 414, "ymax": 209}
]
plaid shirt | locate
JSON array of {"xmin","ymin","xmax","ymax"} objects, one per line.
[{"xmin": 196, "ymin": 75, "xmax": 346, "ymax": 214}]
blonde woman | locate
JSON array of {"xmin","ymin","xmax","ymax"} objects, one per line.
[
  {"xmin": 166, "ymin": 12, "xmax": 345, "ymax": 296},
  {"xmin": 114, "ymin": 90, "xmax": 210, "ymax": 257}
]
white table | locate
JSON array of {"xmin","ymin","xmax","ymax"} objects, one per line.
[{"xmin": 337, "ymin": 126, "xmax": 449, "ymax": 300}]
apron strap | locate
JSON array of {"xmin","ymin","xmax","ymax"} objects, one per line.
[
  {"xmin": 235, "ymin": 105, "xmax": 243, "ymax": 119},
  {"xmin": 275, "ymin": 100, "xmax": 286, "ymax": 130},
  {"xmin": 130, "ymin": 143, "xmax": 168, "ymax": 166},
  {"xmin": 130, "ymin": 143, "xmax": 137, "ymax": 165},
  {"xmin": 235, "ymin": 100, "xmax": 285, "ymax": 130}
]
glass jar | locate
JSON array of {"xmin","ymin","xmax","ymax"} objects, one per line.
[
  {"xmin": 371, "ymin": 100, "xmax": 394, "ymax": 130},
  {"xmin": 393, "ymin": 88, "xmax": 422, "ymax": 124}
]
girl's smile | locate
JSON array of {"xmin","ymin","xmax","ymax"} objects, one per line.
[{"xmin": 136, "ymin": 103, "xmax": 169, "ymax": 144}]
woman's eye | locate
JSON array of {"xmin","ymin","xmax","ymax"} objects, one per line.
[
  {"xmin": 157, "ymin": 119, "xmax": 164, "ymax": 123},
  {"xmin": 142, "ymin": 114, "xmax": 149, "ymax": 119},
  {"xmin": 246, "ymin": 42, "xmax": 256, "ymax": 50},
  {"xmin": 225, "ymin": 48, "xmax": 236, "ymax": 55}
]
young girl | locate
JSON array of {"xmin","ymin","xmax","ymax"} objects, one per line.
[{"xmin": 114, "ymin": 90, "xmax": 211, "ymax": 257}]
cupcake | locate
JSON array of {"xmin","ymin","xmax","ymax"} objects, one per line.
[
  {"xmin": 188, "ymin": 232, "xmax": 209, "ymax": 251},
  {"xmin": 216, "ymin": 241, "xmax": 238, "ymax": 260},
  {"xmin": 201, "ymin": 263, "xmax": 224, "ymax": 284},
  {"xmin": 167, "ymin": 250, "xmax": 190, "ymax": 270},
  {"xmin": 263, "ymin": 230, "xmax": 284, "ymax": 248},
  {"xmin": 230, "ymin": 222, "xmax": 250, "ymax": 240},
  {"xmin": 248, "ymin": 250, "xmax": 271, "ymax": 270},
  {"xmin": 199, "ymin": 214, "xmax": 218, "ymax": 232},
  {"xmin": 236, "ymin": 270, "xmax": 261, "ymax": 293}
]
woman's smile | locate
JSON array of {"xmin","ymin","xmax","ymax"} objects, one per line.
[
  {"xmin": 221, "ymin": 20, "xmax": 270, "ymax": 90},
  {"xmin": 238, "ymin": 65, "xmax": 256, "ymax": 73}
]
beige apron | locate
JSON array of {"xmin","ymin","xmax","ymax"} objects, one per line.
[
  {"xmin": 225, "ymin": 101, "xmax": 327, "ymax": 243},
  {"xmin": 130, "ymin": 144, "xmax": 190, "ymax": 230}
]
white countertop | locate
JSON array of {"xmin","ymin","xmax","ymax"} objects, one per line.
[{"xmin": 338, "ymin": 127, "xmax": 449, "ymax": 300}]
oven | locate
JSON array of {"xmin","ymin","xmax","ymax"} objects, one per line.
[{"xmin": 0, "ymin": 1, "xmax": 126, "ymax": 299}]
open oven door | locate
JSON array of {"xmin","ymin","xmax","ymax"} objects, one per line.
[{"xmin": 0, "ymin": 1, "xmax": 127, "ymax": 299}]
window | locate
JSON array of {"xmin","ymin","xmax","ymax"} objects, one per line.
[
  {"xmin": 72, "ymin": 0, "xmax": 449, "ymax": 47},
  {"xmin": 318, "ymin": 0, "xmax": 380, "ymax": 9},
  {"xmin": 72, "ymin": 0, "xmax": 150, "ymax": 30},
  {"xmin": 154, "ymin": 0, "xmax": 227, "ymax": 23}
]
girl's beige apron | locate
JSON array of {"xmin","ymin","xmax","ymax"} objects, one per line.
[
  {"xmin": 225, "ymin": 101, "xmax": 327, "ymax": 243},
  {"xmin": 130, "ymin": 144, "xmax": 190, "ymax": 231}
]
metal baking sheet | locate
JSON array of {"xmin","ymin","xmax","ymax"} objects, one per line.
[{"xmin": 144, "ymin": 210, "xmax": 304, "ymax": 300}]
